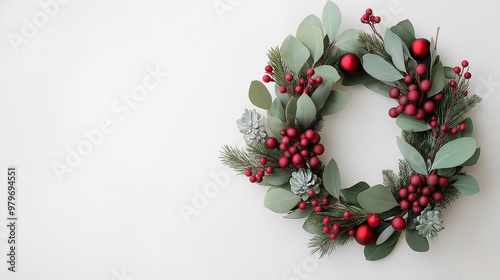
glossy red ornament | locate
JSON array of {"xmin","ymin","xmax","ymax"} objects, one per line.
[
  {"xmin": 410, "ymin": 38, "xmax": 431, "ymax": 61},
  {"xmin": 339, "ymin": 53, "xmax": 361, "ymax": 75},
  {"xmin": 355, "ymin": 224, "xmax": 376, "ymax": 245}
]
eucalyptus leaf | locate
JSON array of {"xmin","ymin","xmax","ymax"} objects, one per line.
[
  {"xmin": 364, "ymin": 243, "xmax": 396, "ymax": 261},
  {"xmin": 341, "ymin": 181, "xmax": 370, "ymax": 205},
  {"xmin": 296, "ymin": 15, "xmax": 323, "ymax": 38},
  {"xmin": 406, "ymin": 212, "xmax": 418, "ymax": 230},
  {"xmin": 384, "ymin": 29, "xmax": 406, "ymax": 72},
  {"xmin": 437, "ymin": 167, "xmax": 456, "ymax": 177},
  {"xmin": 364, "ymin": 80, "xmax": 393, "ymax": 98},
  {"xmin": 283, "ymin": 204, "xmax": 314, "ymax": 219},
  {"xmin": 299, "ymin": 26, "xmax": 324, "ymax": 63},
  {"xmin": 405, "ymin": 229, "xmax": 429, "ymax": 252},
  {"xmin": 311, "ymin": 80, "xmax": 333, "ymax": 111},
  {"xmin": 267, "ymin": 111, "xmax": 286, "ymax": 136},
  {"xmin": 249, "ymin": 80, "xmax": 272, "ymax": 110},
  {"xmin": 303, "ymin": 217, "xmax": 320, "ymax": 234},
  {"xmin": 312, "ymin": 65, "xmax": 340, "ymax": 84},
  {"xmin": 396, "ymin": 114, "xmax": 431, "ymax": 132},
  {"xmin": 281, "ymin": 35, "xmax": 310, "ymax": 75},
  {"xmin": 271, "ymin": 98, "xmax": 285, "ymax": 122},
  {"xmin": 444, "ymin": 66, "xmax": 458, "ymax": 79},
  {"xmin": 389, "ymin": 25, "xmax": 415, "ymax": 48},
  {"xmin": 428, "ymin": 61, "xmax": 445, "ymax": 97},
  {"xmin": 296, "ymin": 94, "xmax": 317, "ymax": 128},
  {"xmin": 322, "ymin": 1, "xmax": 341, "ymax": 44},
  {"xmin": 460, "ymin": 118, "xmax": 473, "ymax": 137},
  {"xmin": 336, "ymin": 28, "xmax": 364, "ymax": 52},
  {"xmin": 317, "ymin": 90, "xmax": 350, "ymax": 115},
  {"xmin": 396, "ymin": 19, "xmax": 415, "ymax": 36},
  {"xmin": 381, "ymin": 230, "xmax": 401, "ymax": 248},
  {"xmin": 342, "ymin": 70, "xmax": 375, "ymax": 86},
  {"xmin": 357, "ymin": 185, "xmax": 398, "ymax": 213},
  {"xmin": 452, "ymin": 175, "xmax": 479, "ymax": 195},
  {"xmin": 396, "ymin": 136, "xmax": 428, "ymax": 175},
  {"xmin": 261, "ymin": 168, "xmax": 292, "ymax": 186},
  {"xmin": 376, "ymin": 225, "xmax": 396, "ymax": 245},
  {"xmin": 461, "ymin": 148, "xmax": 480, "ymax": 166},
  {"xmin": 285, "ymin": 97, "xmax": 297, "ymax": 127},
  {"xmin": 323, "ymin": 158, "xmax": 341, "ymax": 199},
  {"xmin": 263, "ymin": 185, "xmax": 301, "ymax": 213},
  {"xmin": 431, "ymin": 137, "xmax": 478, "ymax": 170},
  {"xmin": 362, "ymin": 54, "xmax": 404, "ymax": 82}
]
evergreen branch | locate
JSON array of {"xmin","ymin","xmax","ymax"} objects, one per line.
[
  {"xmin": 359, "ymin": 31, "xmax": 391, "ymax": 61},
  {"xmin": 219, "ymin": 145, "xmax": 262, "ymax": 174}
]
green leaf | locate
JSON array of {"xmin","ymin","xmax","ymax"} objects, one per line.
[
  {"xmin": 428, "ymin": 61, "xmax": 445, "ymax": 97},
  {"xmin": 271, "ymin": 98, "xmax": 285, "ymax": 122},
  {"xmin": 396, "ymin": 114, "xmax": 431, "ymax": 132},
  {"xmin": 263, "ymin": 185, "xmax": 301, "ymax": 213},
  {"xmin": 296, "ymin": 15, "xmax": 323, "ymax": 38},
  {"xmin": 317, "ymin": 90, "xmax": 350, "ymax": 115},
  {"xmin": 362, "ymin": 54, "xmax": 404, "ymax": 82},
  {"xmin": 461, "ymin": 148, "xmax": 480, "ymax": 166},
  {"xmin": 281, "ymin": 35, "xmax": 310, "ymax": 75},
  {"xmin": 396, "ymin": 136, "xmax": 428, "ymax": 175},
  {"xmin": 267, "ymin": 111, "xmax": 286, "ymax": 136},
  {"xmin": 364, "ymin": 80, "xmax": 393, "ymax": 98},
  {"xmin": 364, "ymin": 243, "xmax": 396, "ymax": 261},
  {"xmin": 342, "ymin": 70, "xmax": 375, "ymax": 86},
  {"xmin": 444, "ymin": 66, "xmax": 458, "ymax": 79},
  {"xmin": 249, "ymin": 81, "xmax": 272, "ymax": 110},
  {"xmin": 381, "ymin": 230, "xmax": 401, "ymax": 248},
  {"xmin": 437, "ymin": 167, "xmax": 456, "ymax": 177},
  {"xmin": 322, "ymin": 1, "xmax": 341, "ymax": 44},
  {"xmin": 341, "ymin": 181, "xmax": 370, "ymax": 205},
  {"xmin": 395, "ymin": 19, "xmax": 415, "ymax": 36},
  {"xmin": 384, "ymin": 29, "xmax": 406, "ymax": 72},
  {"xmin": 336, "ymin": 28, "xmax": 364, "ymax": 52},
  {"xmin": 296, "ymin": 94, "xmax": 317, "ymax": 128},
  {"xmin": 357, "ymin": 185, "xmax": 398, "ymax": 213},
  {"xmin": 452, "ymin": 175, "xmax": 479, "ymax": 195},
  {"xmin": 311, "ymin": 65, "xmax": 340, "ymax": 84},
  {"xmin": 323, "ymin": 158, "xmax": 341, "ymax": 199},
  {"xmin": 303, "ymin": 218, "xmax": 320, "ymax": 234},
  {"xmin": 283, "ymin": 204, "xmax": 314, "ymax": 219},
  {"xmin": 389, "ymin": 25, "xmax": 415, "ymax": 48},
  {"xmin": 406, "ymin": 212, "xmax": 418, "ymax": 230},
  {"xmin": 376, "ymin": 225, "xmax": 395, "ymax": 245},
  {"xmin": 299, "ymin": 26, "xmax": 324, "ymax": 63},
  {"xmin": 311, "ymin": 80, "xmax": 333, "ymax": 111},
  {"xmin": 285, "ymin": 97, "xmax": 297, "ymax": 127},
  {"xmin": 405, "ymin": 229, "xmax": 429, "ymax": 252},
  {"xmin": 460, "ymin": 118, "xmax": 473, "ymax": 137},
  {"xmin": 431, "ymin": 137, "xmax": 478, "ymax": 169},
  {"xmin": 261, "ymin": 168, "xmax": 292, "ymax": 186}
]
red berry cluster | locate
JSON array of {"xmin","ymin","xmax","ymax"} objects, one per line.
[
  {"xmin": 388, "ymin": 63, "xmax": 440, "ymax": 119},
  {"xmin": 244, "ymin": 157, "xmax": 274, "ymax": 183},
  {"xmin": 322, "ymin": 211, "xmax": 356, "ymax": 240},
  {"xmin": 450, "ymin": 60, "xmax": 472, "ymax": 92},
  {"xmin": 398, "ymin": 174, "xmax": 448, "ymax": 214},
  {"xmin": 360, "ymin": 8, "xmax": 380, "ymax": 24},
  {"xmin": 299, "ymin": 195, "xmax": 330, "ymax": 213},
  {"xmin": 262, "ymin": 65, "xmax": 323, "ymax": 96},
  {"xmin": 268, "ymin": 127, "xmax": 324, "ymax": 169}
]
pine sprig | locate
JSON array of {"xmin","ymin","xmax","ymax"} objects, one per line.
[
  {"xmin": 267, "ymin": 47, "xmax": 289, "ymax": 89},
  {"xmin": 382, "ymin": 160, "xmax": 414, "ymax": 194},
  {"xmin": 359, "ymin": 31, "xmax": 391, "ymax": 61},
  {"xmin": 219, "ymin": 145, "xmax": 261, "ymax": 174}
]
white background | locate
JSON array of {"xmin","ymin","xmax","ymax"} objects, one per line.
[{"xmin": 0, "ymin": 0, "xmax": 499, "ymax": 279}]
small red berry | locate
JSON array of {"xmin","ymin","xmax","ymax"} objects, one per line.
[
  {"xmin": 398, "ymin": 187, "xmax": 409, "ymax": 198},
  {"xmin": 408, "ymin": 84, "xmax": 418, "ymax": 91},
  {"xmin": 344, "ymin": 211, "xmax": 351, "ymax": 219},
  {"xmin": 287, "ymin": 127, "xmax": 298, "ymax": 138},
  {"xmin": 302, "ymin": 88, "xmax": 310, "ymax": 95},
  {"xmin": 348, "ymin": 229, "xmax": 355, "ymax": 237},
  {"xmin": 420, "ymin": 80, "xmax": 432, "ymax": 92},
  {"xmin": 407, "ymin": 90, "xmax": 420, "ymax": 102},
  {"xmin": 312, "ymin": 134, "xmax": 321, "ymax": 144},
  {"xmin": 389, "ymin": 107, "xmax": 399, "ymax": 118},
  {"xmin": 295, "ymin": 86, "xmax": 303, "ymax": 93},
  {"xmin": 430, "ymin": 120, "xmax": 438, "ymax": 128},
  {"xmin": 392, "ymin": 216, "xmax": 406, "ymax": 231},
  {"xmin": 300, "ymin": 149, "xmax": 309, "ymax": 158},
  {"xmin": 308, "ymin": 78, "xmax": 316, "ymax": 86},
  {"xmin": 410, "ymin": 174, "xmax": 423, "ymax": 186},
  {"xmin": 459, "ymin": 124, "xmax": 467, "ymax": 131},
  {"xmin": 415, "ymin": 108, "xmax": 426, "ymax": 120},
  {"xmin": 313, "ymin": 144, "xmax": 325, "ymax": 155},
  {"xmin": 462, "ymin": 60, "xmax": 469, "ymax": 67},
  {"xmin": 288, "ymin": 146, "xmax": 298, "ymax": 155},
  {"xmin": 265, "ymin": 65, "xmax": 273, "ymax": 72},
  {"xmin": 400, "ymin": 200, "xmax": 410, "ymax": 210},
  {"xmin": 257, "ymin": 170, "xmax": 264, "ymax": 177},
  {"xmin": 280, "ymin": 130, "xmax": 287, "ymax": 136},
  {"xmin": 404, "ymin": 75, "xmax": 414, "ymax": 84},
  {"xmin": 299, "ymin": 202, "xmax": 307, "ymax": 210},
  {"xmin": 281, "ymin": 136, "xmax": 291, "ymax": 145},
  {"xmin": 438, "ymin": 176, "xmax": 449, "ymax": 188},
  {"xmin": 419, "ymin": 196, "xmax": 430, "ymax": 207},
  {"xmin": 451, "ymin": 127, "xmax": 458, "ymax": 135},
  {"xmin": 308, "ymin": 189, "xmax": 316, "ymax": 197},
  {"xmin": 372, "ymin": 16, "xmax": 381, "ymax": 23},
  {"xmin": 314, "ymin": 206, "xmax": 322, "ymax": 213},
  {"xmin": 367, "ymin": 214, "xmax": 380, "ymax": 227},
  {"xmin": 450, "ymin": 80, "xmax": 457, "ymax": 87},
  {"xmin": 427, "ymin": 174, "xmax": 439, "ymax": 186},
  {"xmin": 389, "ymin": 87, "xmax": 400, "ymax": 99},
  {"xmin": 323, "ymin": 226, "xmax": 331, "ymax": 234},
  {"xmin": 408, "ymin": 185, "xmax": 416, "ymax": 193},
  {"xmin": 330, "ymin": 233, "xmax": 337, "ymax": 240},
  {"xmin": 453, "ymin": 66, "xmax": 461, "ymax": 74},
  {"xmin": 416, "ymin": 64, "xmax": 428, "ymax": 76},
  {"xmin": 256, "ymin": 176, "xmax": 263, "ymax": 183},
  {"xmin": 422, "ymin": 187, "xmax": 431, "ymax": 196},
  {"xmin": 309, "ymin": 156, "xmax": 320, "ymax": 168},
  {"xmin": 413, "ymin": 200, "xmax": 420, "ymax": 207},
  {"xmin": 366, "ymin": 8, "xmax": 373, "ymax": 15},
  {"xmin": 323, "ymin": 217, "xmax": 331, "ymax": 225},
  {"xmin": 292, "ymin": 154, "xmax": 304, "ymax": 166},
  {"xmin": 315, "ymin": 76, "xmax": 323, "ymax": 84},
  {"xmin": 423, "ymin": 101, "xmax": 435, "ymax": 113},
  {"xmin": 396, "ymin": 105, "xmax": 405, "ymax": 114},
  {"xmin": 279, "ymin": 86, "xmax": 287, "ymax": 94},
  {"xmin": 263, "ymin": 75, "xmax": 272, "ymax": 83},
  {"xmin": 278, "ymin": 157, "xmax": 290, "ymax": 168},
  {"xmin": 321, "ymin": 198, "xmax": 329, "ymax": 205},
  {"xmin": 433, "ymin": 92, "xmax": 444, "ymax": 102},
  {"xmin": 245, "ymin": 168, "xmax": 252, "ymax": 177},
  {"xmin": 259, "ymin": 157, "xmax": 267, "ymax": 166},
  {"xmin": 332, "ymin": 223, "xmax": 340, "ymax": 233},
  {"xmin": 440, "ymin": 125, "xmax": 449, "ymax": 133},
  {"xmin": 405, "ymin": 104, "xmax": 417, "ymax": 116},
  {"xmin": 408, "ymin": 193, "xmax": 416, "ymax": 202},
  {"xmin": 249, "ymin": 176, "xmax": 257, "ymax": 183},
  {"xmin": 307, "ymin": 68, "xmax": 315, "ymax": 77},
  {"xmin": 412, "ymin": 205, "xmax": 423, "ymax": 214},
  {"xmin": 279, "ymin": 143, "xmax": 287, "ymax": 152},
  {"xmin": 361, "ymin": 14, "xmax": 369, "ymax": 21},
  {"xmin": 398, "ymin": 95, "xmax": 409, "ymax": 106},
  {"xmin": 266, "ymin": 166, "xmax": 273, "ymax": 174},
  {"xmin": 285, "ymin": 73, "xmax": 293, "ymax": 82},
  {"xmin": 305, "ymin": 129, "xmax": 316, "ymax": 140},
  {"xmin": 300, "ymin": 138, "xmax": 310, "ymax": 147},
  {"xmin": 311, "ymin": 199, "xmax": 318, "ymax": 206},
  {"xmin": 432, "ymin": 191, "xmax": 444, "ymax": 202},
  {"xmin": 299, "ymin": 78, "xmax": 306, "ymax": 86}
]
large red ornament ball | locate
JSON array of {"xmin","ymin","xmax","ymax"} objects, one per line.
[
  {"xmin": 410, "ymin": 38, "xmax": 431, "ymax": 61},
  {"xmin": 355, "ymin": 224, "xmax": 376, "ymax": 245},
  {"xmin": 339, "ymin": 53, "xmax": 361, "ymax": 75}
]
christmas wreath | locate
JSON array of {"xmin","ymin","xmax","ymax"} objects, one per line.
[{"xmin": 220, "ymin": 1, "xmax": 481, "ymax": 261}]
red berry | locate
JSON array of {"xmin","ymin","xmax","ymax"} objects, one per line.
[
  {"xmin": 410, "ymin": 38, "xmax": 431, "ymax": 60},
  {"xmin": 302, "ymin": 88, "xmax": 310, "ymax": 95},
  {"xmin": 438, "ymin": 176, "xmax": 449, "ymax": 188},
  {"xmin": 284, "ymin": 151, "xmax": 292, "ymax": 159},
  {"xmin": 266, "ymin": 166, "xmax": 273, "ymax": 174},
  {"xmin": 373, "ymin": 16, "xmax": 381, "ymax": 23},
  {"xmin": 256, "ymin": 176, "xmax": 263, "ymax": 183},
  {"xmin": 344, "ymin": 211, "xmax": 351, "ymax": 219},
  {"xmin": 423, "ymin": 101, "xmax": 435, "ymax": 113},
  {"xmin": 259, "ymin": 157, "xmax": 267, "ymax": 166},
  {"xmin": 312, "ymin": 134, "xmax": 321, "ymax": 144},
  {"xmin": 280, "ymin": 130, "xmax": 287, "ymax": 136},
  {"xmin": 323, "ymin": 217, "xmax": 331, "ymax": 225},
  {"xmin": 263, "ymin": 75, "xmax": 272, "ymax": 83},
  {"xmin": 348, "ymin": 229, "xmax": 356, "ymax": 237},
  {"xmin": 420, "ymin": 80, "xmax": 432, "ymax": 92},
  {"xmin": 389, "ymin": 87, "xmax": 400, "ymax": 99},
  {"xmin": 279, "ymin": 143, "xmax": 287, "ymax": 152},
  {"xmin": 408, "ymin": 84, "xmax": 418, "ymax": 91},
  {"xmin": 399, "ymin": 187, "xmax": 409, "ymax": 198},
  {"xmin": 451, "ymin": 127, "xmax": 458, "ymax": 135},
  {"xmin": 287, "ymin": 127, "xmax": 298, "ymax": 138},
  {"xmin": 415, "ymin": 108, "xmax": 426, "ymax": 120},
  {"xmin": 288, "ymin": 146, "xmax": 298, "ymax": 155},
  {"xmin": 462, "ymin": 60, "xmax": 469, "ymax": 67},
  {"xmin": 292, "ymin": 154, "xmax": 304, "ymax": 166},
  {"xmin": 408, "ymin": 193, "xmax": 416, "ymax": 202},
  {"xmin": 365, "ymin": 8, "xmax": 373, "ymax": 15},
  {"xmin": 413, "ymin": 200, "xmax": 420, "ymax": 207},
  {"xmin": 313, "ymin": 144, "xmax": 325, "ymax": 155},
  {"xmin": 430, "ymin": 120, "xmax": 438, "ymax": 128},
  {"xmin": 299, "ymin": 78, "xmax": 306, "ymax": 86},
  {"xmin": 308, "ymin": 189, "xmax": 316, "ymax": 197},
  {"xmin": 321, "ymin": 198, "xmax": 329, "ymax": 205},
  {"xmin": 398, "ymin": 95, "xmax": 409, "ymax": 106},
  {"xmin": 278, "ymin": 157, "xmax": 290, "ymax": 168},
  {"xmin": 440, "ymin": 125, "xmax": 449, "ymax": 133},
  {"xmin": 391, "ymin": 216, "xmax": 406, "ymax": 231},
  {"xmin": 410, "ymin": 175, "xmax": 423, "ymax": 186},
  {"xmin": 361, "ymin": 14, "xmax": 369, "ymax": 21},
  {"xmin": 279, "ymin": 86, "xmax": 287, "ymax": 94},
  {"xmin": 396, "ymin": 105, "xmax": 405, "ymax": 114},
  {"xmin": 330, "ymin": 233, "xmax": 337, "ymax": 240},
  {"xmin": 412, "ymin": 205, "xmax": 423, "ymax": 214},
  {"xmin": 459, "ymin": 124, "xmax": 467, "ymax": 131},
  {"xmin": 433, "ymin": 92, "xmax": 444, "ymax": 102},
  {"xmin": 416, "ymin": 64, "xmax": 428, "ymax": 76},
  {"xmin": 311, "ymin": 199, "xmax": 318, "ymax": 206},
  {"xmin": 389, "ymin": 107, "xmax": 399, "ymax": 118},
  {"xmin": 453, "ymin": 67, "xmax": 461, "ymax": 74},
  {"xmin": 407, "ymin": 90, "xmax": 420, "ymax": 102},
  {"xmin": 281, "ymin": 136, "xmax": 291, "ymax": 146},
  {"xmin": 295, "ymin": 86, "xmax": 303, "ymax": 93},
  {"xmin": 431, "ymin": 116, "xmax": 438, "ymax": 121},
  {"xmin": 265, "ymin": 65, "xmax": 273, "ymax": 72},
  {"xmin": 408, "ymin": 184, "xmax": 416, "ymax": 193},
  {"xmin": 400, "ymin": 200, "xmax": 410, "ymax": 210},
  {"xmin": 299, "ymin": 202, "xmax": 307, "ymax": 210},
  {"xmin": 450, "ymin": 80, "xmax": 457, "ymax": 87},
  {"xmin": 308, "ymin": 78, "xmax": 316, "ymax": 86},
  {"xmin": 245, "ymin": 168, "xmax": 252, "ymax": 177},
  {"xmin": 257, "ymin": 170, "xmax": 264, "ymax": 177},
  {"xmin": 432, "ymin": 191, "xmax": 444, "ymax": 202},
  {"xmin": 309, "ymin": 156, "xmax": 320, "ymax": 167},
  {"xmin": 285, "ymin": 73, "xmax": 293, "ymax": 81},
  {"xmin": 405, "ymin": 104, "xmax": 417, "ymax": 116},
  {"xmin": 332, "ymin": 223, "xmax": 340, "ymax": 233},
  {"xmin": 419, "ymin": 196, "xmax": 430, "ymax": 207},
  {"xmin": 300, "ymin": 149, "xmax": 309, "ymax": 158},
  {"xmin": 307, "ymin": 68, "xmax": 315, "ymax": 77},
  {"xmin": 305, "ymin": 129, "xmax": 316, "ymax": 140},
  {"xmin": 427, "ymin": 174, "xmax": 439, "ymax": 186},
  {"xmin": 314, "ymin": 206, "xmax": 322, "ymax": 213},
  {"xmin": 315, "ymin": 76, "xmax": 323, "ymax": 84},
  {"xmin": 422, "ymin": 187, "xmax": 431, "ymax": 196},
  {"xmin": 323, "ymin": 226, "xmax": 331, "ymax": 234},
  {"xmin": 300, "ymin": 138, "xmax": 310, "ymax": 147},
  {"xmin": 404, "ymin": 75, "xmax": 414, "ymax": 84},
  {"xmin": 367, "ymin": 214, "xmax": 380, "ymax": 227},
  {"xmin": 249, "ymin": 176, "xmax": 257, "ymax": 183}
]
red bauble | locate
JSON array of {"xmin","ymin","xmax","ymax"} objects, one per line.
[
  {"xmin": 410, "ymin": 39, "xmax": 431, "ymax": 60},
  {"xmin": 355, "ymin": 224, "xmax": 376, "ymax": 245},
  {"xmin": 339, "ymin": 53, "xmax": 361, "ymax": 75}
]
